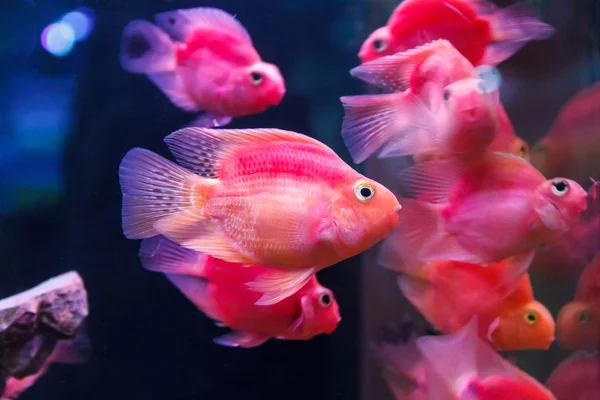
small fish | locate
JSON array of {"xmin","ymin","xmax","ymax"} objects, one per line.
[
  {"xmin": 1, "ymin": 329, "xmax": 91, "ymax": 400},
  {"xmin": 531, "ymin": 82, "xmax": 600, "ymax": 186},
  {"xmin": 343, "ymin": 40, "xmax": 501, "ymax": 163},
  {"xmin": 546, "ymin": 351, "xmax": 600, "ymax": 400},
  {"xmin": 556, "ymin": 254, "xmax": 600, "ymax": 350},
  {"xmin": 119, "ymin": 7, "xmax": 285, "ymax": 127},
  {"xmin": 384, "ymin": 152, "xmax": 587, "ymax": 286},
  {"xmin": 376, "ymin": 317, "xmax": 556, "ymax": 399},
  {"xmin": 379, "ymin": 247, "xmax": 555, "ymax": 350},
  {"xmin": 119, "ymin": 127, "xmax": 401, "ymax": 305},
  {"xmin": 358, "ymin": 0, "xmax": 555, "ymax": 66},
  {"xmin": 139, "ymin": 236, "xmax": 341, "ymax": 348}
]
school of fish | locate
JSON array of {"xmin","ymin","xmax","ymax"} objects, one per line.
[{"xmin": 107, "ymin": 2, "xmax": 600, "ymax": 400}]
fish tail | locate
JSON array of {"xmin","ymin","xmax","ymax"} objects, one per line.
[
  {"xmin": 119, "ymin": 148, "xmax": 212, "ymax": 240},
  {"xmin": 119, "ymin": 20, "xmax": 177, "ymax": 74},
  {"xmin": 340, "ymin": 92, "xmax": 437, "ymax": 164},
  {"xmin": 481, "ymin": 3, "xmax": 555, "ymax": 65}
]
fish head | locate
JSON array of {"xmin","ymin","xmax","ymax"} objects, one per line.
[
  {"xmin": 330, "ymin": 177, "xmax": 401, "ymax": 250},
  {"xmin": 226, "ymin": 61, "xmax": 286, "ymax": 115},
  {"xmin": 510, "ymin": 137, "xmax": 530, "ymax": 161},
  {"xmin": 534, "ymin": 178, "xmax": 588, "ymax": 232},
  {"xmin": 530, "ymin": 137, "xmax": 568, "ymax": 179},
  {"xmin": 494, "ymin": 301, "xmax": 555, "ymax": 350},
  {"xmin": 307, "ymin": 285, "xmax": 341, "ymax": 335},
  {"xmin": 556, "ymin": 301, "xmax": 600, "ymax": 350},
  {"xmin": 358, "ymin": 26, "xmax": 398, "ymax": 63},
  {"xmin": 439, "ymin": 78, "xmax": 499, "ymax": 153}
]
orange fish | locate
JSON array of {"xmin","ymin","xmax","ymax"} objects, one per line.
[
  {"xmin": 379, "ymin": 248, "xmax": 555, "ymax": 350},
  {"xmin": 358, "ymin": 0, "xmax": 554, "ymax": 66},
  {"xmin": 556, "ymin": 254, "xmax": 600, "ymax": 350},
  {"xmin": 1, "ymin": 329, "xmax": 91, "ymax": 400},
  {"xmin": 385, "ymin": 152, "xmax": 587, "ymax": 286},
  {"xmin": 119, "ymin": 127, "xmax": 401, "ymax": 305},
  {"xmin": 546, "ymin": 351, "xmax": 600, "ymax": 400},
  {"xmin": 374, "ymin": 317, "xmax": 556, "ymax": 399},
  {"xmin": 343, "ymin": 40, "xmax": 500, "ymax": 163},
  {"xmin": 119, "ymin": 7, "xmax": 285, "ymax": 127},
  {"xmin": 139, "ymin": 236, "xmax": 341, "ymax": 347},
  {"xmin": 531, "ymin": 82, "xmax": 600, "ymax": 186}
]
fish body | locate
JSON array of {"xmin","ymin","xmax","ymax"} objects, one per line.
[
  {"xmin": 139, "ymin": 236, "xmax": 341, "ymax": 348},
  {"xmin": 556, "ymin": 254, "xmax": 600, "ymax": 350},
  {"xmin": 546, "ymin": 351, "xmax": 600, "ymax": 400},
  {"xmin": 383, "ymin": 152, "xmax": 587, "ymax": 283},
  {"xmin": 531, "ymin": 82, "xmax": 600, "ymax": 186},
  {"xmin": 375, "ymin": 317, "xmax": 555, "ymax": 399},
  {"xmin": 119, "ymin": 127, "xmax": 400, "ymax": 304},
  {"xmin": 380, "ymin": 254, "xmax": 554, "ymax": 350},
  {"xmin": 343, "ymin": 40, "xmax": 501, "ymax": 163},
  {"xmin": 358, "ymin": 0, "xmax": 555, "ymax": 66},
  {"xmin": 119, "ymin": 7, "xmax": 285, "ymax": 126}
]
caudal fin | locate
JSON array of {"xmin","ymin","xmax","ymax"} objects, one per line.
[
  {"xmin": 482, "ymin": 3, "xmax": 555, "ymax": 65},
  {"xmin": 119, "ymin": 148, "xmax": 208, "ymax": 239},
  {"xmin": 119, "ymin": 20, "xmax": 176, "ymax": 74},
  {"xmin": 340, "ymin": 92, "xmax": 437, "ymax": 164}
]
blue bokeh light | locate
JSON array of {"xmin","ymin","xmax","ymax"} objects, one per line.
[
  {"xmin": 62, "ymin": 8, "xmax": 94, "ymax": 41},
  {"xmin": 41, "ymin": 21, "xmax": 76, "ymax": 57}
]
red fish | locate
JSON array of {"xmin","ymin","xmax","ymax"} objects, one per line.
[
  {"xmin": 1, "ymin": 329, "xmax": 91, "ymax": 400},
  {"xmin": 374, "ymin": 317, "xmax": 555, "ymax": 399},
  {"xmin": 119, "ymin": 7, "xmax": 285, "ymax": 127},
  {"xmin": 531, "ymin": 82, "xmax": 600, "ymax": 186},
  {"xmin": 556, "ymin": 254, "xmax": 600, "ymax": 350},
  {"xmin": 139, "ymin": 236, "xmax": 341, "ymax": 348},
  {"xmin": 119, "ymin": 127, "xmax": 401, "ymax": 305},
  {"xmin": 379, "ymin": 245, "xmax": 555, "ymax": 350},
  {"xmin": 488, "ymin": 104, "xmax": 530, "ymax": 160},
  {"xmin": 358, "ymin": 0, "xmax": 554, "ymax": 66},
  {"xmin": 384, "ymin": 152, "xmax": 587, "ymax": 287},
  {"xmin": 546, "ymin": 351, "xmax": 600, "ymax": 400},
  {"xmin": 343, "ymin": 40, "xmax": 500, "ymax": 163}
]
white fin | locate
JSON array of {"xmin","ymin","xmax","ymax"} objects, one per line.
[
  {"xmin": 119, "ymin": 20, "xmax": 176, "ymax": 74},
  {"xmin": 213, "ymin": 331, "xmax": 270, "ymax": 348},
  {"xmin": 155, "ymin": 7, "xmax": 252, "ymax": 44},
  {"xmin": 246, "ymin": 268, "xmax": 316, "ymax": 306}
]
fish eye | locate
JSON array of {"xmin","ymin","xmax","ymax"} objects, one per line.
[
  {"xmin": 578, "ymin": 309, "xmax": 592, "ymax": 324},
  {"xmin": 373, "ymin": 39, "xmax": 387, "ymax": 52},
  {"xmin": 523, "ymin": 310, "xmax": 539, "ymax": 324},
  {"xmin": 319, "ymin": 291, "xmax": 333, "ymax": 307},
  {"xmin": 551, "ymin": 180, "xmax": 569, "ymax": 196},
  {"xmin": 443, "ymin": 90, "xmax": 451, "ymax": 101},
  {"xmin": 519, "ymin": 145, "xmax": 528, "ymax": 157},
  {"xmin": 354, "ymin": 181, "xmax": 375, "ymax": 202},
  {"xmin": 250, "ymin": 71, "xmax": 264, "ymax": 85}
]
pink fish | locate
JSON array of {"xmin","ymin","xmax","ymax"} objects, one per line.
[
  {"xmin": 119, "ymin": 127, "xmax": 401, "ymax": 305},
  {"xmin": 342, "ymin": 40, "xmax": 500, "ymax": 163},
  {"xmin": 139, "ymin": 236, "xmax": 341, "ymax": 348},
  {"xmin": 383, "ymin": 152, "xmax": 587, "ymax": 287},
  {"xmin": 1, "ymin": 329, "xmax": 91, "ymax": 400},
  {"xmin": 373, "ymin": 317, "xmax": 555, "ymax": 399},
  {"xmin": 119, "ymin": 7, "xmax": 285, "ymax": 127}
]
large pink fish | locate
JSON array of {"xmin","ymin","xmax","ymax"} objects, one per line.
[
  {"xmin": 139, "ymin": 236, "xmax": 341, "ymax": 348},
  {"xmin": 383, "ymin": 152, "xmax": 587, "ymax": 287},
  {"xmin": 119, "ymin": 7, "xmax": 285, "ymax": 127}
]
